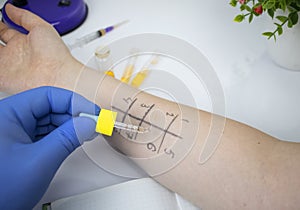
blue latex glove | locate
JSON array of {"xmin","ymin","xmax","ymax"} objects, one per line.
[{"xmin": 0, "ymin": 86, "xmax": 99, "ymax": 209}]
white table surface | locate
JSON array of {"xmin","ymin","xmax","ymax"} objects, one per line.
[
  {"xmin": 63, "ymin": 0, "xmax": 300, "ymax": 142},
  {"xmin": 1, "ymin": 0, "xmax": 298, "ymax": 208}
]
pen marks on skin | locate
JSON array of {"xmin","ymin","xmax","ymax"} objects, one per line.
[
  {"xmin": 147, "ymin": 142, "xmax": 157, "ymax": 152},
  {"xmin": 113, "ymin": 97, "xmax": 187, "ymax": 159},
  {"xmin": 181, "ymin": 119, "xmax": 189, "ymax": 123},
  {"xmin": 133, "ymin": 103, "xmax": 155, "ymax": 140},
  {"xmin": 121, "ymin": 97, "xmax": 137, "ymax": 123},
  {"xmin": 156, "ymin": 114, "xmax": 178, "ymax": 153},
  {"xmin": 164, "ymin": 148, "xmax": 175, "ymax": 159}
]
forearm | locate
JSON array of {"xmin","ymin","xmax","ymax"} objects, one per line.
[
  {"xmin": 55, "ymin": 65, "xmax": 300, "ymax": 209},
  {"xmin": 155, "ymin": 120, "xmax": 300, "ymax": 209}
]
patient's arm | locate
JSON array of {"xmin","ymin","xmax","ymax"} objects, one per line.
[
  {"xmin": 70, "ymin": 68, "xmax": 300, "ymax": 209},
  {"xmin": 0, "ymin": 4, "xmax": 80, "ymax": 93},
  {"xmin": 1, "ymin": 4, "xmax": 300, "ymax": 209}
]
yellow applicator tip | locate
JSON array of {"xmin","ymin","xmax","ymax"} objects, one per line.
[
  {"xmin": 79, "ymin": 109, "xmax": 117, "ymax": 136},
  {"xmin": 96, "ymin": 109, "xmax": 117, "ymax": 136},
  {"xmin": 105, "ymin": 70, "xmax": 115, "ymax": 77},
  {"xmin": 79, "ymin": 111, "xmax": 148, "ymax": 136}
]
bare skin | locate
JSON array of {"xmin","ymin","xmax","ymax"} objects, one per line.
[
  {"xmin": 0, "ymin": 3, "xmax": 80, "ymax": 93},
  {"xmin": 0, "ymin": 4, "xmax": 299, "ymax": 209}
]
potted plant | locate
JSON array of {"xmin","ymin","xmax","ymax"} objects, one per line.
[
  {"xmin": 230, "ymin": 0, "xmax": 300, "ymax": 40},
  {"xmin": 230, "ymin": 0, "xmax": 300, "ymax": 70}
]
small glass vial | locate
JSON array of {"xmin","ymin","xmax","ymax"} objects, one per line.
[{"xmin": 94, "ymin": 45, "xmax": 115, "ymax": 77}]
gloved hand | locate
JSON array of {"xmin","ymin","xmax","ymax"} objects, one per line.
[{"xmin": 0, "ymin": 86, "xmax": 100, "ymax": 209}]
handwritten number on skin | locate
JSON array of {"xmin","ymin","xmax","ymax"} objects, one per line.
[
  {"xmin": 125, "ymin": 131, "xmax": 134, "ymax": 139},
  {"xmin": 141, "ymin": 103, "xmax": 151, "ymax": 108},
  {"xmin": 123, "ymin": 97, "xmax": 133, "ymax": 104},
  {"xmin": 166, "ymin": 112, "xmax": 175, "ymax": 117},
  {"xmin": 182, "ymin": 119, "xmax": 189, "ymax": 123},
  {"xmin": 147, "ymin": 142, "xmax": 157, "ymax": 152},
  {"xmin": 164, "ymin": 148, "xmax": 175, "ymax": 158}
]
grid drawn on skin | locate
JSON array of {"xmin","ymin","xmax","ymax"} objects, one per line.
[
  {"xmin": 156, "ymin": 114, "xmax": 178, "ymax": 153},
  {"xmin": 112, "ymin": 105, "xmax": 182, "ymax": 140},
  {"xmin": 133, "ymin": 103, "xmax": 155, "ymax": 140}
]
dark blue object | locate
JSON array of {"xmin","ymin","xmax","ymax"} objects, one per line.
[
  {"xmin": 0, "ymin": 87, "xmax": 99, "ymax": 209},
  {"xmin": 1, "ymin": 0, "xmax": 88, "ymax": 35}
]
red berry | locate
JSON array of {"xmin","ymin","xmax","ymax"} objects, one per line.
[{"xmin": 254, "ymin": 5, "xmax": 263, "ymax": 15}]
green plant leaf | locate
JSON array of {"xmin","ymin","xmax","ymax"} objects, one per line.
[
  {"xmin": 262, "ymin": 31, "xmax": 276, "ymax": 41},
  {"xmin": 280, "ymin": 0, "xmax": 287, "ymax": 11},
  {"xmin": 245, "ymin": 5, "xmax": 252, "ymax": 12},
  {"xmin": 249, "ymin": 13, "xmax": 254, "ymax": 23},
  {"xmin": 263, "ymin": 0, "xmax": 275, "ymax": 9},
  {"xmin": 276, "ymin": 15, "xmax": 288, "ymax": 22},
  {"xmin": 288, "ymin": 19, "xmax": 293, "ymax": 27},
  {"xmin": 229, "ymin": 0, "xmax": 237, "ymax": 7},
  {"xmin": 275, "ymin": 23, "xmax": 283, "ymax": 35},
  {"xmin": 267, "ymin": 9, "xmax": 275, "ymax": 18},
  {"xmin": 240, "ymin": 4, "xmax": 246, "ymax": 11},
  {"xmin": 287, "ymin": 5, "xmax": 297, "ymax": 12},
  {"xmin": 289, "ymin": 12, "xmax": 299, "ymax": 25},
  {"xmin": 234, "ymin": 14, "xmax": 245, "ymax": 22},
  {"xmin": 262, "ymin": 32, "xmax": 274, "ymax": 37}
]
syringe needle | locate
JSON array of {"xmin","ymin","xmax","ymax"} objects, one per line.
[
  {"xmin": 68, "ymin": 20, "xmax": 129, "ymax": 50},
  {"xmin": 114, "ymin": 121, "xmax": 148, "ymax": 133},
  {"xmin": 112, "ymin": 20, "xmax": 129, "ymax": 29},
  {"xmin": 79, "ymin": 111, "xmax": 148, "ymax": 136}
]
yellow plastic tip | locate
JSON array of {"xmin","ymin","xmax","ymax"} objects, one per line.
[
  {"xmin": 96, "ymin": 109, "xmax": 117, "ymax": 136},
  {"xmin": 105, "ymin": 70, "xmax": 115, "ymax": 77},
  {"xmin": 131, "ymin": 71, "xmax": 148, "ymax": 88}
]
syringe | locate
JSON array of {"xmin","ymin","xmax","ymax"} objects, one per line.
[
  {"xmin": 68, "ymin": 20, "xmax": 129, "ymax": 50},
  {"xmin": 80, "ymin": 109, "xmax": 147, "ymax": 136}
]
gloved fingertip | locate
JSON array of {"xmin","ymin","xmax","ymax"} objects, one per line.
[
  {"xmin": 95, "ymin": 105, "xmax": 101, "ymax": 115},
  {"xmin": 74, "ymin": 117, "xmax": 98, "ymax": 144}
]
